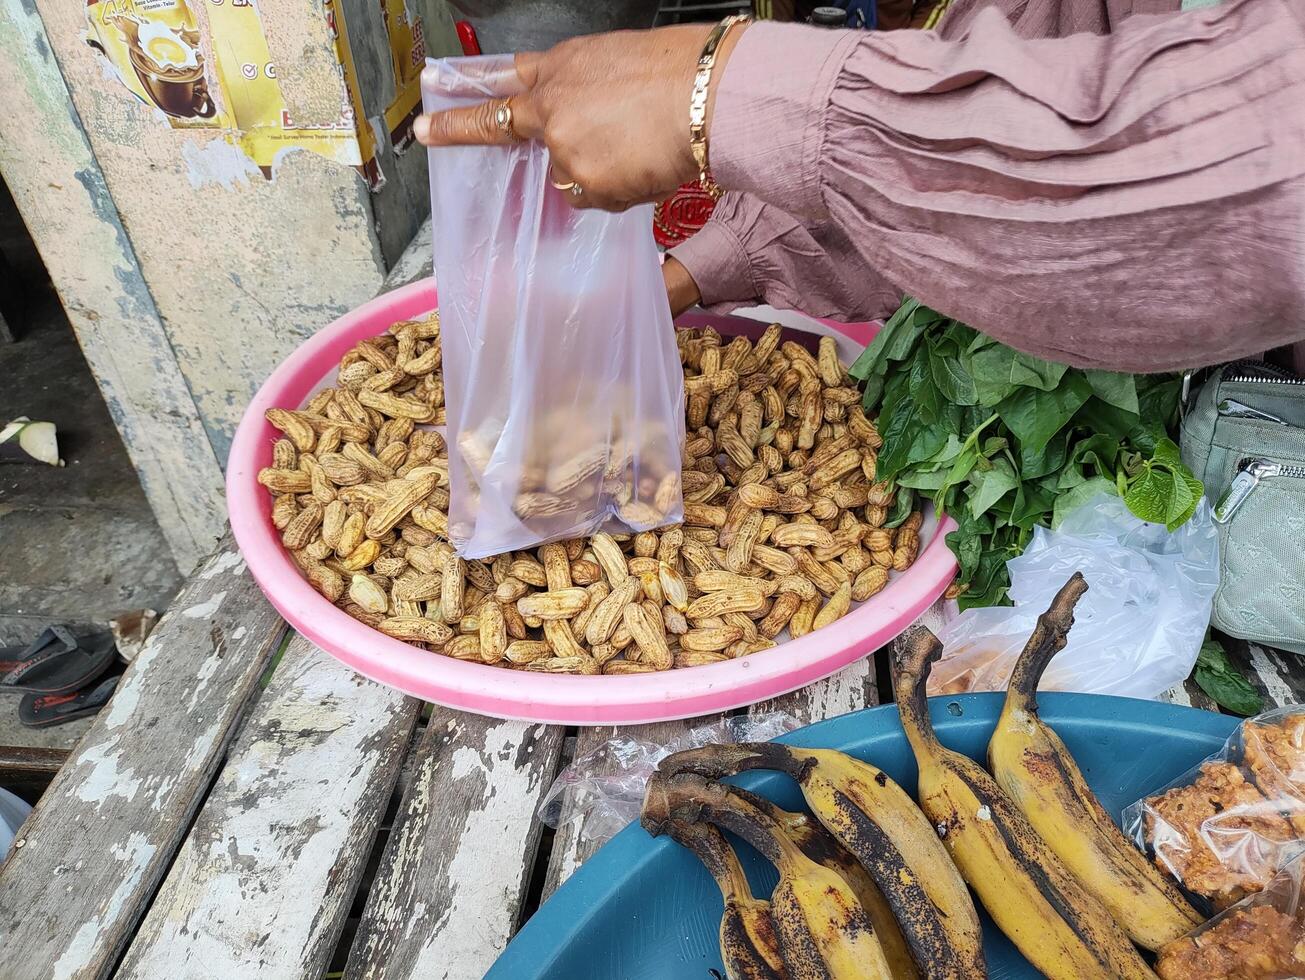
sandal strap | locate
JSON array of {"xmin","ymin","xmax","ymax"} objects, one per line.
[{"xmin": 0, "ymin": 626, "xmax": 81, "ymax": 687}]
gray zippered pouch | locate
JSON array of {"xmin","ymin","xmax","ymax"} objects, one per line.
[{"xmin": 1182, "ymin": 361, "xmax": 1305, "ymax": 654}]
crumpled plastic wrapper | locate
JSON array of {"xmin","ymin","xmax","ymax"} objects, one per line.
[
  {"xmin": 538, "ymin": 712, "xmax": 801, "ymax": 845},
  {"xmin": 930, "ymin": 493, "xmax": 1218, "ymax": 699}
]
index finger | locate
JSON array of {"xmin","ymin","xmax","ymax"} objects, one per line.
[{"xmin": 416, "ymin": 91, "xmax": 544, "ymax": 148}]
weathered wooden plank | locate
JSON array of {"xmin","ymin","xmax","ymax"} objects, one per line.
[
  {"xmin": 1228, "ymin": 639, "xmax": 1305, "ymax": 710},
  {"xmin": 0, "ymin": 0, "xmax": 225, "ymax": 570},
  {"xmin": 0, "ymin": 536, "xmax": 284, "ymax": 980},
  {"xmin": 117, "ymin": 636, "xmax": 420, "ymax": 980},
  {"xmin": 342, "ymin": 713, "xmax": 567, "ymax": 980},
  {"xmin": 1157, "ymin": 678, "xmax": 1220, "ymax": 713}
]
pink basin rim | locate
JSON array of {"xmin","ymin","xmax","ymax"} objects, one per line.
[{"xmin": 226, "ymin": 278, "xmax": 958, "ymax": 725}]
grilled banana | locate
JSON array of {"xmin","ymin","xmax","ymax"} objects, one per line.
[
  {"xmin": 665, "ymin": 818, "xmax": 788, "ymax": 980},
  {"xmin": 660, "ymin": 744, "xmax": 982, "ymax": 979},
  {"xmin": 894, "ymin": 624, "xmax": 1157, "ymax": 980},
  {"xmin": 988, "ymin": 573, "xmax": 1203, "ymax": 951},
  {"xmin": 644, "ymin": 773, "xmax": 892, "ymax": 980},
  {"xmin": 727, "ymin": 787, "xmax": 918, "ymax": 980}
]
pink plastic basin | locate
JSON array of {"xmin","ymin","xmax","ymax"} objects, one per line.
[{"xmin": 227, "ymin": 278, "xmax": 958, "ymax": 724}]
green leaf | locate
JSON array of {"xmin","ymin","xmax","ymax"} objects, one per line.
[
  {"xmin": 876, "ymin": 392, "xmax": 948, "ymax": 481},
  {"xmin": 1052, "ymin": 476, "xmax": 1117, "ymax": 527},
  {"xmin": 848, "ymin": 298, "xmax": 924, "ymax": 384},
  {"xmin": 1193, "ymin": 638, "xmax": 1264, "ymax": 716},
  {"xmin": 1019, "ymin": 430, "xmax": 1070, "ymax": 481},
  {"xmin": 909, "ymin": 349, "xmax": 946, "ymax": 424},
  {"xmin": 1151, "ymin": 437, "xmax": 1184, "ymax": 469},
  {"xmin": 884, "ymin": 486, "xmax": 915, "ymax": 529},
  {"xmin": 929, "ymin": 344, "xmax": 979, "ymax": 406},
  {"xmin": 969, "ymin": 459, "xmax": 1019, "ymax": 518},
  {"xmin": 898, "ymin": 470, "xmax": 947, "ymax": 491},
  {"xmin": 1165, "ymin": 467, "xmax": 1205, "ymax": 531},
  {"xmin": 946, "ymin": 525, "xmax": 983, "ymax": 582},
  {"xmin": 1122, "ymin": 464, "xmax": 1173, "ymax": 525},
  {"xmin": 1085, "ymin": 370, "xmax": 1140, "ymax": 415},
  {"xmin": 970, "ymin": 346, "xmax": 1069, "ymax": 402},
  {"xmin": 996, "ymin": 375, "xmax": 1094, "ymax": 454},
  {"xmin": 1073, "ymin": 396, "xmax": 1140, "ymax": 440},
  {"xmin": 1011, "ymin": 482, "xmax": 1057, "ymax": 530}
]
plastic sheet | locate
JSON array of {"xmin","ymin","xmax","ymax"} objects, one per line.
[
  {"xmin": 421, "ymin": 55, "xmax": 685, "ymax": 559},
  {"xmin": 928, "ymin": 493, "xmax": 1219, "ymax": 699},
  {"xmin": 1123, "ymin": 705, "xmax": 1305, "ymax": 912},
  {"xmin": 538, "ymin": 713, "xmax": 800, "ymax": 845}
]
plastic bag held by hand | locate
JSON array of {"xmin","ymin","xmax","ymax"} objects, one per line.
[
  {"xmin": 421, "ymin": 56, "xmax": 685, "ymax": 558},
  {"xmin": 930, "ymin": 493, "xmax": 1219, "ymax": 699}
]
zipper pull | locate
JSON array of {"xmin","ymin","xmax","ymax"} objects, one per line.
[
  {"xmin": 1218, "ymin": 399, "xmax": 1289, "ymax": 425},
  {"xmin": 1214, "ymin": 458, "xmax": 1282, "ymax": 524}
]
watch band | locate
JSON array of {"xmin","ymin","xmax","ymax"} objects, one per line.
[{"xmin": 689, "ymin": 14, "xmax": 750, "ymax": 195}]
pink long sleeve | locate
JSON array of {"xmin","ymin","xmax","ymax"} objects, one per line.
[
  {"xmin": 669, "ymin": 190, "xmax": 899, "ymax": 320},
  {"xmin": 675, "ymin": 0, "xmax": 1305, "ymax": 373}
]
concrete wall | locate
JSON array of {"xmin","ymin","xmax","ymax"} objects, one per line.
[{"xmin": 0, "ymin": 0, "xmax": 459, "ymax": 571}]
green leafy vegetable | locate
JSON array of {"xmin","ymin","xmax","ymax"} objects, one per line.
[
  {"xmin": 1193, "ymin": 635, "xmax": 1264, "ymax": 716},
  {"xmin": 851, "ymin": 298, "xmax": 1204, "ymax": 609}
]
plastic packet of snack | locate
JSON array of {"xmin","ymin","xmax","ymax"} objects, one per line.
[
  {"xmin": 1123, "ymin": 705, "xmax": 1305, "ymax": 910},
  {"xmin": 1155, "ymin": 851, "xmax": 1305, "ymax": 979}
]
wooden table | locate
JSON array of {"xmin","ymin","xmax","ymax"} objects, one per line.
[{"xmin": 0, "ymin": 224, "xmax": 1296, "ymax": 980}]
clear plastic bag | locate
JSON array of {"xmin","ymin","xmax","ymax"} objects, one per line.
[
  {"xmin": 421, "ymin": 56, "xmax": 685, "ymax": 559},
  {"xmin": 538, "ymin": 713, "xmax": 800, "ymax": 845},
  {"xmin": 929, "ymin": 492, "xmax": 1219, "ymax": 698},
  {"xmin": 1155, "ymin": 852, "xmax": 1305, "ymax": 978},
  {"xmin": 1122, "ymin": 705, "xmax": 1305, "ymax": 911}
]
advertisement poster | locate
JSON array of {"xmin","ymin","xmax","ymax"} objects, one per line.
[{"xmin": 85, "ymin": 0, "xmax": 428, "ymax": 186}]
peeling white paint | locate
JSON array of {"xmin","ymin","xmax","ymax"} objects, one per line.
[
  {"xmin": 1157, "ymin": 685, "xmax": 1193, "ymax": 707},
  {"xmin": 200, "ymin": 551, "xmax": 246, "ymax": 580},
  {"xmin": 115, "ymin": 648, "xmax": 412, "ymax": 978},
  {"xmin": 102, "ymin": 675, "xmax": 142, "ymax": 730},
  {"xmin": 51, "ymin": 833, "xmax": 156, "ymax": 980},
  {"xmin": 232, "ymin": 626, "xmax": 247, "ymax": 641},
  {"xmin": 181, "ymin": 138, "xmax": 262, "ymax": 191},
  {"xmin": 418, "ymin": 720, "xmax": 543, "ymax": 976},
  {"xmin": 1248, "ymin": 644, "xmax": 1294, "ymax": 706},
  {"xmin": 182, "ymin": 592, "xmax": 226, "ymax": 619},
  {"xmin": 74, "ymin": 741, "xmax": 143, "ymax": 804}
]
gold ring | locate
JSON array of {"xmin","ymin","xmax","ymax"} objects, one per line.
[
  {"xmin": 548, "ymin": 164, "xmax": 576, "ymax": 192},
  {"xmin": 493, "ymin": 99, "xmax": 520, "ymax": 142}
]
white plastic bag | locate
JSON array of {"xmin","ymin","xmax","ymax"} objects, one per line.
[
  {"xmin": 538, "ymin": 713, "xmax": 800, "ymax": 846},
  {"xmin": 929, "ymin": 492, "xmax": 1219, "ymax": 698},
  {"xmin": 421, "ymin": 56, "xmax": 685, "ymax": 559}
]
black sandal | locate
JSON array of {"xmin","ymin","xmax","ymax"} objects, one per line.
[
  {"xmin": 0, "ymin": 626, "xmax": 117, "ymax": 697},
  {"xmin": 19, "ymin": 671, "xmax": 122, "ymax": 728}
]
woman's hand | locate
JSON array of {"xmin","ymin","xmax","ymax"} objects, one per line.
[{"xmin": 413, "ymin": 24, "xmax": 744, "ymax": 211}]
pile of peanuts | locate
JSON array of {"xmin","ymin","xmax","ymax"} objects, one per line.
[{"xmin": 258, "ymin": 312, "xmax": 922, "ymax": 674}]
